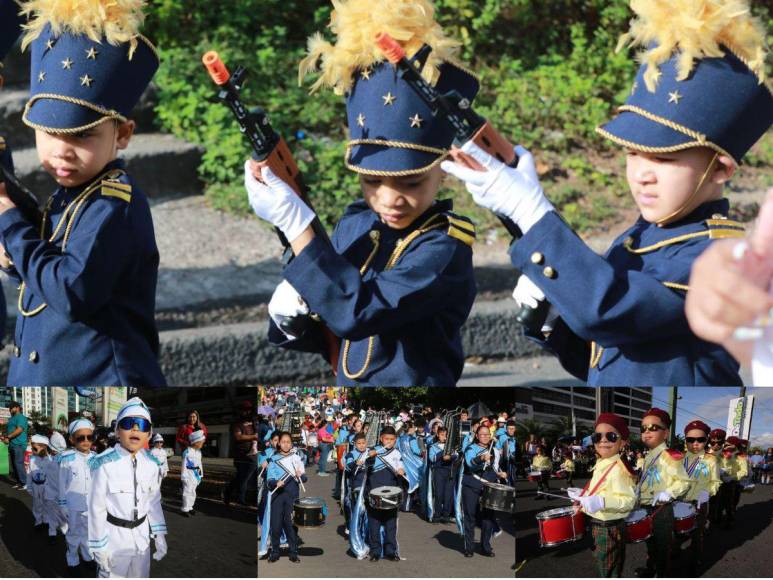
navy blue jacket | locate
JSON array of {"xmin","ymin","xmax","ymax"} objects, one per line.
[
  {"xmin": 269, "ymin": 199, "xmax": 476, "ymax": 386},
  {"xmin": 510, "ymin": 199, "xmax": 743, "ymax": 386},
  {"xmin": 0, "ymin": 159, "xmax": 165, "ymax": 386}
]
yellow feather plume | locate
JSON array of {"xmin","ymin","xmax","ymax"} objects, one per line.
[
  {"xmin": 617, "ymin": 0, "xmax": 768, "ymax": 92},
  {"xmin": 20, "ymin": 0, "xmax": 146, "ymax": 54},
  {"xmin": 298, "ymin": 0, "xmax": 461, "ymax": 95}
]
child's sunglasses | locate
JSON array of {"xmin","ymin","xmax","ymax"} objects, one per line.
[
  {"xmin": 686, "ymin": 437, "xmax": 707, "ymax": 444},
  {"xmin": 118, "ymin": 417, "xmax": 152, "ymax": 432},
  {"xmin": 641, "ymin": 424, "xmax": 667, "ymax": 432},
  {"xmin": 592, "ymin": 431, "xmax": 620, "ymax": 444},
  {"xmin": 74, "ymin": 434, "xmax": 94, "ymax": 443}
]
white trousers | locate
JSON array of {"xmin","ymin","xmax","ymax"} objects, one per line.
[
  {"xmin": 98, "ymin": 548, "xmax": 150, "ymax": 578},
  {"xmin": 181, "ymin": 478, "xmax": 199, "ymax": 512},
  {"xmin": 44, "ymin": 498, "xmax": 64, "ymax": 536},
  {"xmin": 30, "ymin": 485, "xmax": 45, "ymax": 526},
  {"xmin": 66, "ymin": 509, "xmax": 93, "ymax": 567}
]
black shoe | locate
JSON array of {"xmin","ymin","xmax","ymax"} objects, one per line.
[
  {"xmin": 481, "ymin": 550, "xmax": 495, "ymax": 557},
  {"xmin": 634, "ymin": 567, "xmax": 655, "ymax": 578},
  {"xmin": 182, "ymin": 511, "xmax": 192, "ymax": 517},
  {"xmin": 47, "ymin": 535, "xmax": 57, "ymax": 545},
  {"xmin": 369, "ymin": 554, "xmax": 380, "ymax": 562},
  {"xmin": 65, "ymin": 564, "xmax": 80, "ymax": 578},
  {"xmin": 464, "ymin": 551, "xmax": 474, "ymax": 558},
  {"xmin": 189, "ymin": 510, "xmax": 196, "ymax": 516},
  {"xmin": 34, "ymin": 523, "xmax": 46, "ymax": 533},
  {"xmin": 386, "ymin": 554, "xmax": 400, "ymax": 562},
  {"xmin": 289, "ymin": 555, "xmax": 300, "ymax": 563},
  {"xmin": 268, "ymin": 554, "xmax": 280, "ymax": 563}
]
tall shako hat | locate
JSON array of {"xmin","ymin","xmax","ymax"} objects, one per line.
[
  {"xmin": 19, "ymin": 0, "xmax": 159, "ymax": 133},
  {"xmin": 597, "ymin": 0, "xmax": 772, "ymax": 166},
  {"xmin": 299, "ymin": 0, "xmax": 480, "ymax": 176},
  {"xmin": 0, "ymin": 0, "xmax": 24, "ymax": 63}
]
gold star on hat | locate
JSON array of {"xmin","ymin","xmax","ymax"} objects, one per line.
[
  {"xmin": 61, "ymin": 58, "xmax": 73, "ymax": 70},
  {"xmin": 37, "ymin": 71, "xmax": 46, "ymax": 83},
  {"xmin": 668, "ymin": 90, "xmax": 682, "ymax": 104},
  {"xmin": 356, "ymin": 113, "xmax": 366, "ymax": 128},
  {"xmin": 382, "ymin": 92, "xmax": 396, "ymax": 106},
  {"xmin": 409, "ymin": 114, "xmax": 423, "ymax": 128},
  {"xmin": 80, "ymin": 74, "xmax": 93, "ymax": 87},
  {"xmin": 86, "ymin": 47, "xmax": 99, "ymax": 60}
]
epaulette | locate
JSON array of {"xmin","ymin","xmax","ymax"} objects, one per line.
[
  {"xmin": 444, "ymin": 212, "xmax": 476, "ymax": 247},
  {"xmin": 617, "ymin": 457, "xmax": 637, "ymax": 478},
  {"xmin": 144, "ymin": 449, "xmax": 162, "ymax": 466},
  {"xmin": 666, "ymin": 448, "xmax": 684, "ymax": 460},
  {"xmin": 59, "ymin": 450, "xmax": 77, "ymax": 463},
  {"xmin": 88, "ymin": 448, "xmax": 121, "ymax": 471},
  {"xmin": 704, "ymin": 216, "xmax": 745, "ymax": 240},
  {"xmin": 100, "ymin": 170, "xmax": 132, "ymax": 203}
]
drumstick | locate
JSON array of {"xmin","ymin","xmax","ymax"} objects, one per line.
[{"xmin": 536, "ymin": 490, "xmax": 574, "ymax": 501}]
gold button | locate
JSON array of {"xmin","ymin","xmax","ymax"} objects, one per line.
[
  {"xmin": 13, "ymin": 345, "xmax": 20, "ymax": 357},
  {"xmin": 543, "ymin": 266, "xmax": 557, "ymax": 279},
  {"xmin": 530, "ymin": 252, "xmax": 544, "ymax": 265},
  {"xmin": 28, "ymin": 350, "xmax": 39, "ymax": 363}
]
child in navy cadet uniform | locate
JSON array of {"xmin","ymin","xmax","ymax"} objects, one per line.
[
  {"xmin": 0, "ymin": 0, "xmax": 165, "ymax": 387},
  {"xmin": 442, "ymin": 0, "xmax": 772, "ymax": 386},
  {"xmin": 460, "ymin": 425, "xmax": 506, "ymax": 558},
  {"xmin": 497, "ymin": 421, "xmax": 517, "ymax": 486},
  {"xmin": 344, "ymin": 432, "xmax": 370, "ymax": 542},
  {"xmin": 245, "ymin": 0, "xmax": 478, "ymax": 386},
  {"xmin": 265, "ymin": 431, "xmax": 307, "ymax": 564},
  {"xmin": 365, "ymin": 426, "xmax": 405, "ymax": 561},
  {"xmin": 428, "ymin": 426, "xmax": 456, "ymax": 523}
]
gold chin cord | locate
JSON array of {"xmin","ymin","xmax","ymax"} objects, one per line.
[{"xmin": 655, "ymin": 152, "xmax": 719, "ymax": 227}]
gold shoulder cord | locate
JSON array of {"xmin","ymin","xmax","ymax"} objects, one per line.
[
  {"xmin": 18, "ymin": 170, "xmax": 124, "ymax": 317},
  {"xmin": 341, "ymin": 213, "xmax": 447, "ymax": 380}
]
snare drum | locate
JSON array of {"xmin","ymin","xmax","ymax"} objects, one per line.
[
  {"xmin": 624, "ymin": 509, "xmax": 653, "ymax": 543},
  {"xmin": 527, "ymin": 471, "xmax": 543, "ymax": 482},
  {"xmin": 553, "ymin": 469, "xmax": 567, "ymax": 479},
  {"xmin": 673, "ymin": 501, "xmax": 696, "ymax": 535},
  {"xmin": 369, "ymin": 486, "xmax": 403, "ymax": 510},
  {"xmin": 481, "ymin": 482, "xmax": 516, "ymax": 514},
  {"xmin": 293, "ymin": 497, "xmax": 327, "ymax": 528},
  {"xmin": 536, "ymin": 506, "xmax": 585, "ymax": 548}
]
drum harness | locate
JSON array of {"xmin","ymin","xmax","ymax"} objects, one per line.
[{"xmin": 635, "ymin": 450, "xmax": 680, "ymax": 516}]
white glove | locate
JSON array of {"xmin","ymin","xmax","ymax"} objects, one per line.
[
  {"xmin": 152, "ymin": 534, "xmax": 168, "ymax": 561},
  {"xmin": 566, "ymin": 487, "xmax": 583, "ymax": 500},
  {"xmin": 512, "ymin": 276, "xmax": 559, "ymax": 333},
  {"xmin": 697, "ymin": 490, "xmax": 710, "ymax": 508},
  {"xmin": 652, "ymin": 491, "xmax": 672, "ymax": 506},
  {"xmin": 268, "ymin": 280, "xmax": 310, "ymax": 340},
  {"xmin": 441, "ymin": 142, "xmax": 554, "ymax": 234},
  {"xmin": 578, "ymin": 495, "xmax": 605, "ymax": 514},
  {"xmin": 92, "ymin": 549, "xmax": 112, "ymax": 573},
  {"xmin": 244, "ymin": 161, "xmax": 316, "ymax": 243}
]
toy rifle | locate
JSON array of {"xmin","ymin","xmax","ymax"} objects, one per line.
[
  {"xmin": 0, "ymin": 155, "xmax": 43, "ymax": 229},
  {"xmin": 375, "ymin": 33, "xmax": 550, "ymax": 333},
  {"xmin": 202, "ymin": 51, "xmax": 340, "ymax": 371}
]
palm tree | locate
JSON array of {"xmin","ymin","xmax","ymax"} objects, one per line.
[
  {"xmin": 546, "ymin": 415, "xmax": 575, "ymax": 443},
  {"xmin": 515, "ymin": 418, "xmax": 545, "ymax": 441}
]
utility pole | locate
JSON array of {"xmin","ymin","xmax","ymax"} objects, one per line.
[{"xmin": 668, "ymin": 386, "xmax": 679, "ymax": 446}]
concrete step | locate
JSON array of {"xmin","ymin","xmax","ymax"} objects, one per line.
[
  {"xmin": 11, "ymin": 133, "xmax": 204, "ymax": 201},
  {"xmin": 0, "ymin": 85, "xmax": 160, "ymax": 149}
]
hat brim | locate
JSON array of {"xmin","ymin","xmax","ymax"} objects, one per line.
[
  {"xmin": 24, "ymin": 96, "xmax": 123, "ymax": 133},
  {"xmin": 597, "ymin": 110, "xmax": 697, "ymax": 152},
  {"xmin": 346, "ymin": 142, "xmax": 448, "ymax": 176}
]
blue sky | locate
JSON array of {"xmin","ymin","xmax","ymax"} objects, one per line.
[{"xmin": 649, "ymin": 387, "xmax": 773, "ymax": 450}]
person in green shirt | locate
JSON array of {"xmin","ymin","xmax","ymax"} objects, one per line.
[{"xmin": 2, "ymin": 401, "xmax": 28, "ymax": 488}]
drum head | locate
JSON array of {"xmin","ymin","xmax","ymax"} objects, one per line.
[
  {"xmin": 483, "ymin": 482, "xmax": 512, "ymax": 491},
  {"xmin": 536, "ymin": 506, "xmax": 576, "ymax": 520},
  {"xmin": 295, "ymin": 497, "xmax": 326, "ymax": 508},
  {"xmin": 626, "ymin": 509, "xmax": 648, "ymax": 523},
  {"xmin": 372, "ymin": 486, "xmax": 401, "ymax": 496},
  {"xmin": 673, "ymin": 502, "xmax": 694, "ymax": 518}
]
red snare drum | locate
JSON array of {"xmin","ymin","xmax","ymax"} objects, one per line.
[
  {"xmin": 624, "ymin": 509, "xmax": 653, "ymax": 543},
  {"xmin": 527, "ymin": 471, "xmax": 543, "ymax": 482},
  {"xmin": 536, "ymin": 506, "xmax": 585, "ymax": 548},
  {"xmin": 673, "ymin": 502, "xmax": 696, "ymax": 535},
  {"xmin": 553, "ymin": 469, "xmax": 567, "ymax": 479}
]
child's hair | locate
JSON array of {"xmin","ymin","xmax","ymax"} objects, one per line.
[
  {"xmin": 474, "ymin": 424, "xmax": 489, "ymax": 435},
  {"xmin": 506, "ymin": 420, "xmax": 515, "ymax": 428},
  {"xmin": 354, "ymin": 432, "xmax": 367, "ymax": 443},
  {"xmin": 276, "ymin": 431, "xmax": 292, "ymax": 443},
  {"xmin": 403, "ymin": 420, "xmax": 414, "ymax": 430},
  {"xmin": 270, "ymin": 431, "xmax": 280, "ymax": 440},
  {"xmin": 381, "ymin": 426, "xmax": 397, "ymax": 437},
  {"xmin": 437, "ymin": 426, "xmax": 448, "ymax": 435}
]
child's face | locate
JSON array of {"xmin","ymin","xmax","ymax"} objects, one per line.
[
  {"xmin": 35, "ymin": 120, "xmax": 135, "ymax": 188},
  {"xmin": 625, "ymin": 148, "xmax": 732, "ymax": 224},
  {"xmin": 32, "ymin": 443, "xmax": 48, "ymax": 456},
  {"xmin": 192, "ymin": 439, "xmax": 205, "ymax": 450},
  {"xmin": 118, "ymin": 423, "xmax": 150, "ymax": 454},
  {"xmin": 507, "ymin": 426, "xmax": 515, "ymax": 436},
  {"xmin": 70, "ymin": 428, "xmax": 94, "ymax": 453},
  {"xmin": 641, "ymin": 415, "xmax": 669, "ymax": 449},
  {"xmin": 594, "ymin": 423, "xmax": 624, "ymax": 459},
  {"xmin": 355, "ymin": 439, "xmax": 367, "ymax": 452},
  {"xmin": 279, "ymin": 436, "xmax": 292, "ymax": 453},
  {"xmin": 686, "ymin": 429, "xmax": 708, "ymax": 454},
  {"xmin": 381, "ymin": 434, "xmax": 396, "ymax": 449},
  {"xmin": 438, "ymin": 431, "xmax": 447, "ymax": 443},
  {"xmin": 360, "ymin": 166, "xmax": 442, "ymax": 230},
  {"xmin": 154, "ymin": 441, "xmax": 164, "ymax": 448}
]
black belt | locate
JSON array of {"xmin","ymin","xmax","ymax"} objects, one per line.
[
  {"xmin": 31, "ymin": 480, "xmax": 45, "ymax": 485},
  {"xmin": 588, "ymin": 517, "xmax": 625, "ymax": 528},
  {"xmin": 107, "ymin": 513, "xmax": 147, "ymax": 529}
]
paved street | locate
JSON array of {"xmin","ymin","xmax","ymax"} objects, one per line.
[
  {"xmin": 515, "ymin": 475, "xmax": 773, "ymax": 577},
  {"xmin": 0, "ymin": 475, "xmax": 255, "ymax": 578},
  {"xmin": 258, "ymin": 460, "xmax": 516, "ymax": 578}
]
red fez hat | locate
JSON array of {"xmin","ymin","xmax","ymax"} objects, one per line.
[
  {"xmin": 684, "ymin": 420, "xmax": 710, "ymax": 435},
  {"xmin": 595, "ymin": 412, "xmax": 630, "ymax": 439},
  {"xmin": 726, "ymin": 436, "xmax": 741, "ymax": 446},
  {"xmin": 709, "ymin": 429, "xmax": 726, "ymax": 440},
  {"xmin": 643, "ymin": 407, "xmax": 671, "ymax": 428}
]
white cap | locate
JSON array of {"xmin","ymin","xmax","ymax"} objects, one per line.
[
  {"xmin": 116, "ymin": 397, "xmax": 151, "ymax": 423},
  {"xmin": 31, "ymin": 434, "xmax": 50, "ymax": 446},
  {"xmin": 152, "ymin": 433, "xmax": 164, "ymax": 443},
  {"xmin": 50, "ymin": 431, "xmax": 67, "ymax": 453},
  {"xmin": 189, "ymin": 430, "xmax": 205, "ymax": 444},
  {"xmin": 68, "ymin": 418, "xmax": 95, "ymax": 436}
]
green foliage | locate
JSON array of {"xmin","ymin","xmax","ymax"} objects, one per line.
[{"xmin": 143, "ymin": 0, "xmax": 771, "ymax": 233}]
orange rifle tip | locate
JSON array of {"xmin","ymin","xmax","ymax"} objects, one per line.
[
  {"xmin": 202, "ymin": 51, "xmax": 230, "ymax": 85},
  {"xmin": 375, "ymin": 32, "xmax": 405, "ymax": 64}
]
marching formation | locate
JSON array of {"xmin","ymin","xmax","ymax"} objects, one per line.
[{"xmin": 257, "ymin": 402, "xmax": 516, "ymax": 564}]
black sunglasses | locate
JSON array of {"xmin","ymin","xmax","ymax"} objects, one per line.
[
  {"xmin": 710, "ymin": 439, "xmax": 724, "ymax": 444},
  {"xmin": 592, "ymin": 431, "xmax": 620, "ymax": 444},
  {"xmin": 74, "ymin": 434, "xmax": 94, "ymax": 443},
  {"xmin": 641, "ymin": 424, "xmax": 667, "ymax": 432},
  {"xmin": 686, "ymin": 437, "xmax": 707, "ymax": 444}
]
